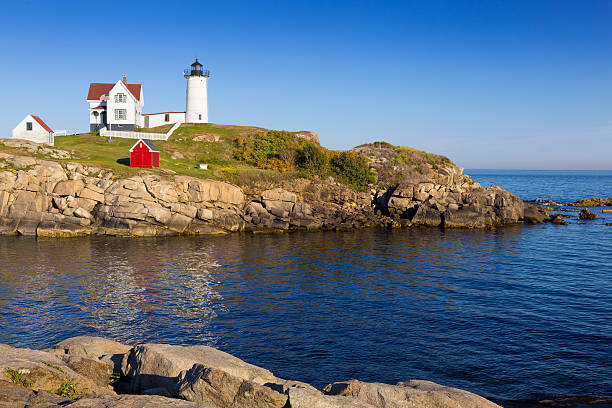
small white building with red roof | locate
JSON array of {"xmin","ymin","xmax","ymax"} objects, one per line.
[{"xmin": 11, "ymin": 114, "xmax": 54, "ymax": 145}]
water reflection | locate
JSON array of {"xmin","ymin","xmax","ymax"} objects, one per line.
[{"xmin": 0, "ymin": 225, "xmax": 610, "ymax": 400}]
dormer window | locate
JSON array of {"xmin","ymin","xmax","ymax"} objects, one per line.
[{"xmin": 115, "ymin": 93, "xmax": 127, "ymax": 103}]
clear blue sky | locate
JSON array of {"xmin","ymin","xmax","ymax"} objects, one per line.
[{"xmin": 1, "ymin": 0, "xmax": 611, "ymax": 169}]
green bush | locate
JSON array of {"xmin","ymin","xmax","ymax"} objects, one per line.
[
  {"xmin": 296, "ymin": 143, "xmax": 328, "ymax": 175},
  {"xmin": 233, "ymin": 131, "xmax": 296, "ymax": 172},
  {"xmin": 330, "ymin": 151, "xmax": 375, "ymax": 191}
]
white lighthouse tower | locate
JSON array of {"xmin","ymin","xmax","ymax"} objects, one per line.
[{"xmin": 184, "ymin": 59, "xmax": 210, "ymax": 123}]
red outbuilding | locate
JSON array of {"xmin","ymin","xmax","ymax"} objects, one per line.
[{"xmin": 129, "ymin": 139, "xmax": 160, "ymax": 168}]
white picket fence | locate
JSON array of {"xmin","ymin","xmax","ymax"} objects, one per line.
[{"xmin": 99, "ymin": 121, "xmax": 183, "ymax": 141}]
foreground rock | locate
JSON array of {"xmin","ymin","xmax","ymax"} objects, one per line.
[
  {"xmin": 323, "ymin": 379, "xmax": 501, "ymax": 408},
  {"xmin": 0, "ymin": 336, "xmax": 503, "ymax": 408}
]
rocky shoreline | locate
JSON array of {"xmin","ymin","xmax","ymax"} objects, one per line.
[
  {"xmin": 0, "ymin": 151, "xmax": 551, "ymax": 238},
  {"xmin": 0, "ymin": 336, "xmax": 504, "ymax": 407},
  {"xmin": 2, "ymin": 336, "xmax": 610, "ymax": 408}
]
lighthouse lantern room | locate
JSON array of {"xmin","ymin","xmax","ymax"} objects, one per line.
[{"xmin": 184, "ymin": 58, "xmax": 210, "ymax": 123}]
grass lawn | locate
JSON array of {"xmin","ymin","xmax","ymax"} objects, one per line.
[{"xmin": 50, "ymin": 123, "xmax": 295, "ymax": 184}]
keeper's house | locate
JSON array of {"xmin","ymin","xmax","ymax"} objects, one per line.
[
  {"xmin": 11, "ymin": 114, "xmax": 54, "ymax": 145},
  {"xmin": 87, "ymin": 76, "xmax": 143, "ymax": 132}
]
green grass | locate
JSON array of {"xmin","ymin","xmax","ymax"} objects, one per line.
[
  {"xmin": 136, "ymin": 123, "xmax": 174, "ymax": 133},
  {"xmin": 4, "ymin": 368, "xmax": 32, "ymax": 388},
  {"xmin": 3, "ymin": 122, "xmax": 374, "ymax": 191},
  {"xmin": 49, "ymin": 123, "xmax": 284, "ymax": 181}
]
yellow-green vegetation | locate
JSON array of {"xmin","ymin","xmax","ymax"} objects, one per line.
[
  {"xmin": 4, "ymin": 368, "xmax": 32, "ymax": 388},
  {"xmin": 233, "ymin": 130, "xmax": 375, "ymax": 190},
  {"xmin": 42, "ymin": 361, "xmax": 64, "ymax": 372},
  {"xmin": 55, "ymin": 378, "xmax": 78, "ymax": 398},
  {"xmin": 0, "ymin": 123, "xmax": 379, "ymax": 191},
  {"xmin": 392, "ymin": 145, "xmax": 452, "ymax": 172},
  {"xmin": 45, "ymin": 123, "xmax": 375, "ymax": 191}
]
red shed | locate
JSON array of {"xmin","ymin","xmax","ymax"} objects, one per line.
[{"xmin": 130, "ymin": 139, "xmax": 160, "ymax": 168}]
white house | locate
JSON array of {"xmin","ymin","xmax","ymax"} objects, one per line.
[
  {"xmin": 87, "ymin": 76, "xmax": 144, "ymax": 132},
  {"xmin": 11, "ymin": 114, "xmax": 54, "ymax": 145},
  {"xmin": 87, "ymin": 60, "xmax": 210, "ymax": 134}
]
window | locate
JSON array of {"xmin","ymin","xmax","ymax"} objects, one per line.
[
  {"xmin": 26, "ymin": 122, "xmax": 32, "ymax": 131},
  {"xmin": 115, "ymin": 93, "xmax": 127, "ymax": 103},
  {"xmin": 115, "ymin": 109, "xmax": 127, "ymax": 120},
  {"xmin": 92, "ymin": 111, "xmax": 99, "ymax": 117},
  {"xmin": 164, "ymin": 113, "xmax": 170, "ymax": 122},
  {"xmin": 199, "ymin": 114, "xmax": 202, "ymax": 120}
]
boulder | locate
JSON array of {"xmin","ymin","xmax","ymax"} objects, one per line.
[
  {"xmin": 42, "ymin": 394, "xmax": 210, "ymax": 407},
  {"xmin": 323, "ymin": 379, "xmax": 501, "ymax": 408},
  {"xmin": 522, "ymin": 204, "xmax": 549, "ymax": 224},
  {"xmin": 578, "ymin": 208, "xmax": 598, "ymax": 220},
  {"xmin": 263, "ymin": 200, "xmax": 294, "ymax": 218},
  {"xmin": 410, "ymin": 205, "xmax": 442, "ymax": 227},
  {"xmin": 0, "ymin": 379, "xmax": 69, "ymax": 407},
  {"xmin": 287, "ymin": 387, "xmax": 375, "ymax": 408},
  {"xmin": 0, "ymin": 343, "xmax": 115, "ymax": 397},
  {"xmin": 261, "ymin": 188, "xmax": 296, "ymax": 203},
  {"xmin": 177, "ymin": 364, "xmax": 287, "ymax": 408},
  {"xmin": 444, "ymin": 206, "xmax": 495, "ymax": 228},
  {"xmin": 54, "ymin": 180, "xmax": 85, "ymax": 196},
  {"xmin": 196, "ymin": 208, "xmax": 214, "ymax": 221},
  {"xmin": 53, "ymin": 336, "xmax": 131, "ymax": 360},
  {"xmin": 122, "ymin": 344, "xmax": 277, "ymax": 396},
  {"xmin": 147, "ymin": 205, "xmax": 172, "ymax": 224},
  {"xmin": 8, "ymin": 155, "xmax": 37, "ymax": 169},
  {"xmin": 78, "ymin": 188, "xmax": 105, "ymax": 203},
  {"xmin": 73, "ymin": 207, "xmax": 92, "ymax": 219}
]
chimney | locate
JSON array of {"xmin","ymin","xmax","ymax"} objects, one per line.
[{"xmin": 122, "ymin": 75, "xmax": 127, "ymax": 83}]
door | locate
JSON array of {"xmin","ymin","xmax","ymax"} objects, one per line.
[{"xmin": 144, "ymin": 116, "xmax": 149, "ymax": 128}]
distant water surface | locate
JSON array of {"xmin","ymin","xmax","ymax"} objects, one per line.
[
  {"xmin": 0, "ymin": 170, "xmax": 610, "ymax": 401},
  {"xmin": 468, "ymin": 169, "xmax": 612, "ymax": 203}
]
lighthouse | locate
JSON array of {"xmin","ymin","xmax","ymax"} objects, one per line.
[{"xmin": 184, "ymin": 59, "xmax": 210, "ymax": 123}]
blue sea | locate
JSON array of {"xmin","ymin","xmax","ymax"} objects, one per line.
[{"xmin": 0, "ymin": 170, "xmax": 610, "ymax": 401}]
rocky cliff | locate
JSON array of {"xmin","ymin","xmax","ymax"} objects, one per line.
[{"xmin": 0, "ymin": 147, "xmax": 545, "ymax": 237}]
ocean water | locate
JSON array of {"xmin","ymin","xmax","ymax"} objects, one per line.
[{"xmin": 0, "ymin": 170, "xmax": 610, "ymax": 401}]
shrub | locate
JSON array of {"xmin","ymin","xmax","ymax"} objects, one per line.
[
  {"xmin": 330, "ymin": 151, "xmax": 375, "ymax": 191},
  {"xmin": 233, "ymin": 131, "xmax": 296, "ymax": 172},
  {"xmin": 296, "ymin": 143, "xmax": 328, "ymax": 175}
]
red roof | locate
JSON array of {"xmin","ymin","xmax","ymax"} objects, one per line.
[
  {"xmin": 31, "ymin": 115, "xmax": 53, "ymax": 133},
  {"xmin": 87, "ymin": 82, "xmax": 142, "ymax": 101},
  {"xmin": 142, "ymin": 111, "xmax": 185, "ymax": 116},
  {"xmin": 91, "ymin": 106, "xmax": 106, "ymax": 110},
  {"xmin": 129, "ymin": 139, "xmax": 160, "ymax": 152}
]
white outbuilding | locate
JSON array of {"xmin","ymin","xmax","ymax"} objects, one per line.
[{"xmin": 11, "ymin": 114, "xmax": 54, "ymax": 145}]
